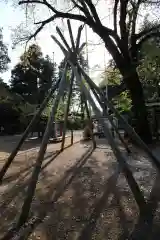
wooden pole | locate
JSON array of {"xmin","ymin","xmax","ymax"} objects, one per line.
[
  {"xmin": 0, "ymin": 78, "xmax": 60, "ymax": 184},
  {"xmin": 16, "ymin": 65, "xmax": 68, "ymax": 229},
  {"xmin": 71, "ymin": 63, "xmax": 147, "ymax": 211},
  {"xmin": 78, "ymin": 64, "xmax": 160, "ymax": 170},
  {"xmin": 70, "ymin": 122, "xmax": 74, "ymax": 145},
  {"xmin": 61, "ymin": 72, "xmax": 74, "ymax": 151},
  {"xmin": 83, "ymin": 94, "xmax": 96, "ymax": 148},
  {"xmin": 67, "ymin": 20, "xmax": 76, "ymax": 51}
]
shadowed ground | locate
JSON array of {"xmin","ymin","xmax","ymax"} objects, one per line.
[{"xmin": 0, "ymin": 136, "xmax": 160, "ymax": 240}]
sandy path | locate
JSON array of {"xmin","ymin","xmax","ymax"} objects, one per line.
[{"xmin": 0, "ymin": 137, "xmax": 160, "ymax": 239}]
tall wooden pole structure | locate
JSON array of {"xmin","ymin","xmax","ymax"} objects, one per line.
[{"xmin": 1, "ymin": 19, "xmax": 160, "ymax": 240}]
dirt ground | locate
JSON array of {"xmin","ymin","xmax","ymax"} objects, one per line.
[{"xmin": 0, "ymin": 134, "xmax": 160, "ymax": 240}]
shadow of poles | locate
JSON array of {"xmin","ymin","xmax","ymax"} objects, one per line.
[
  {"xmin": 2, "ymin": 141, "xmax": 80, "ymax": 185},
  {"xmin": 0, "ymin": 151, "xmax": 60, "ymax": 221},
  {"xmin": 0, "ymin": 141, "xmax": 80, "ymax": 225},
  {"xmin": 2, "ymin": 152, "xmax": 55, "ymax": 185},
  {"xmin": 77, "ymin": 168, "xmax": 120, "ymax": 240},
  {"xmin": 11, "ymin": 146, "xmax": 95, "ymax": 240},
  {"xmin": 111, "ymin": 188, "xmax": 130, "ymax": 239},
  {"xmin": 129, "ymin": 174, "xmax": 160, "ymax": 240}
]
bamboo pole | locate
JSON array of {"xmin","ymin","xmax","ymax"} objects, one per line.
[
  {"xmin": 61, "ymin": 72, "xmax": 74, "ymax": 151},
  {"xmin": 0, "ymin": 78, "xmax": 60, "ymax": 184}
]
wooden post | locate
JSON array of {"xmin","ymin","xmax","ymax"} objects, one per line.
[
  {"xmin": 16, "ymin": 65, "xmax": 68, "ymax": 229},
  {"xmin": 0, "ymin": 78, "xmax": 60, "ymax": 184},
  {"xmin": 78, "ymin": 63, "xmax": 160, "ymax": 170},
  {"xmin": 72, "ymin": 63, "xmax": 146, "ymax": 211},
  {"xmin": 61, "ymin": 72, "xmax": 74, "ymax": 151},
  {"xmin": 83, "ymin": 94, "xmax": 96, "ymax": 148}
]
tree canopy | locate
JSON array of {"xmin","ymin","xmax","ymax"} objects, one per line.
[
  {"xmin": 16, "ymin": 0, "xmax": 160, "ymax": 71},
  {"xmin": 0, "ymin": 28, "xmax": 10, "ymax": 73},
  {"xmin": 10, "ymin": 44, "xmax": 56, "ymax": 105},
  {"xmin": 5, "ymin": 0, "xmax": 160, "ymax": 141}
]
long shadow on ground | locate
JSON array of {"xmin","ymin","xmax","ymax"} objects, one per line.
[
  {"xmin": 0, "ymin": 144, "xmax": 93, "ymax": 239},
  {"xmin": 8, "ymin": 149, "xmax": 137, "ymax": 240},
  {"xmin": 1, "ymin": 141, "xmax": 160, "ymax": 240},
  {"xmin": 0, "ymin": 136, "xmax": 42, "ymax": 155},
  {"xmin": 0, "ymin": 142, "xmax": 80, "ymax": 235},
  {"xmin": 2, "ymin": 141, "xmax": 80, "ymax": 185}
]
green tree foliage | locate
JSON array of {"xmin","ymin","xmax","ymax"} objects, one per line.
[
  {"xmin": 0, "ymin": 94, "xmax": 35, "ymax": 134},
  {"xmin": 100, "ymin": 67, "xmax": 132, "ymax": 113},
  {"xmin": 100, "ymin": 18, "xmax": 160, "ymax": 111},
  {"xmin": 0, "ymin": 77, "xmax": 10, "ymax": 99},
  {"xmin": 0, "ymin": 28, "xmax": 10, "ymax": 73},
  {"xmin": 138, "ymin": 19, "xmax": 160, "ymax": 101},
  {"xmin": 10, "ymin": 63, "xmax": 38, "ymax": 104},
  {"xmin": 10, "ymin": 44, "xmax": 56, "ymax": 105},
  {"xmin": 0, "ymin": 101, "xmax": 21, "ymax": 134},
  {"xmin": 16, "ymin": 0, "xmax": 160, "ymax": 142}
]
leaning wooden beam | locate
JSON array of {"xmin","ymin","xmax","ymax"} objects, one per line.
[
  {"xmin": 51, "ymin": 35, "xmax": 67, "ymax": 56},
  {"xmin": 0, "ymin": 77, "xmax": 61, "ymax": 184},
  {"xmin": 76, "ymin": 25, "xmax": 84, "ymax": 50},
  {"xmin": 67, "ymin": 20, "xmax": 76, "ymax": 52},
  {"xmin": 77, "ymin": 67, "xmax": 131, "ymax": 153},
  {"xmin": 15, "ymin": 64, "xmax": 68, "ymax": 229},
  {"xmin": 61, "ymin": 71, "xmax": 74, "ymax": 151},
  {"xmin": 83, "ymin": 94, "xmax": 96, "ymax": 148},
  {"xmin": 78, "ymin": 43, "xmax": 86, "ymax": 54},
  {"xmin": 71, "ymin": 63, "xmax": 147, "ymax": 211},
  {"xmin": 82, "ymin": 79, "xmax": 131, "ymax": 154},
  {"xmin": 78, "ymin": 64, "xmax": 160, "ymax": 170},
  {"xmin": 1, "ymin": 67, "xmax": 68, "ymax": 240},
  {"xmin": 70, "ymin": 127, "xmax": 74, "ymax": 145},
  {"xmin": 56, "ymin": 27, "xmax": 72, "ymax": 52}
]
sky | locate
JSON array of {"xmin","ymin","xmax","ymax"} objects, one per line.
[
  {"xmin": 0, "ymin": 0, "xmax": 112, "ymax": 86},
  {"xmin": 0, "ymin": 0, "xmax": 158, "ymax": 85}
]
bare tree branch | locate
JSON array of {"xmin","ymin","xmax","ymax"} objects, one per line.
[
  {"xmin": 129, "ymin": 0, "xmax": 143, "ymax": 61},
  {"xmin": 131, "ymin": 0, "xmax": 142, "ymax": 37},
  {"xmin": 85, "ymin": 0, "xmax": 101, "ymax": 24},
  {"xmin": 71, "ymin": 0, "xmax": 92, "ymax": 19},
  {"xmin": 136, "ymin": 23, "xmax": 160, "ymax": 39},
  {"xmin": 79, "ymin": 0, "xmax": 92, "ymax": 17},
  {"xmin": 119, "ymin": 0, "xmax": 128, "ymax": 41},
  {"xmin": 18, "ymin": 0, "xmax": 126, "ymax": 72},
  {"xmin": 70, "ymin": 0, "xmax": 86, "ymax": 13},
  {"xmin": 113, "ymin": 0, "xmax": 119, "ymax": 33},
  {"xmin": 19, "ymin": 0, "xmax": 118, "ymax": 42},
  {"xmin": 136, "ymin": 31, "xmax": 160, "ymax": 50}
]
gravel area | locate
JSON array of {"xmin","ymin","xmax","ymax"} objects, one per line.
[{"xmin": 0, "ymin": 135, "xmax": 160, "ymax": 239}]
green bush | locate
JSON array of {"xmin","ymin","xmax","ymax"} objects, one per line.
[{"xmin": 0, "ymin": 101, "xmax": 22, "ymax": 134}]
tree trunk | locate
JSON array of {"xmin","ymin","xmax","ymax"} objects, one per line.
[
  {"xmin": 98, "ymin": 31, "xmax": 152, "ymax": 144},
  {"xmin": 124, "ymin": 70, "xmax": 152, "ymax": 144}
]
